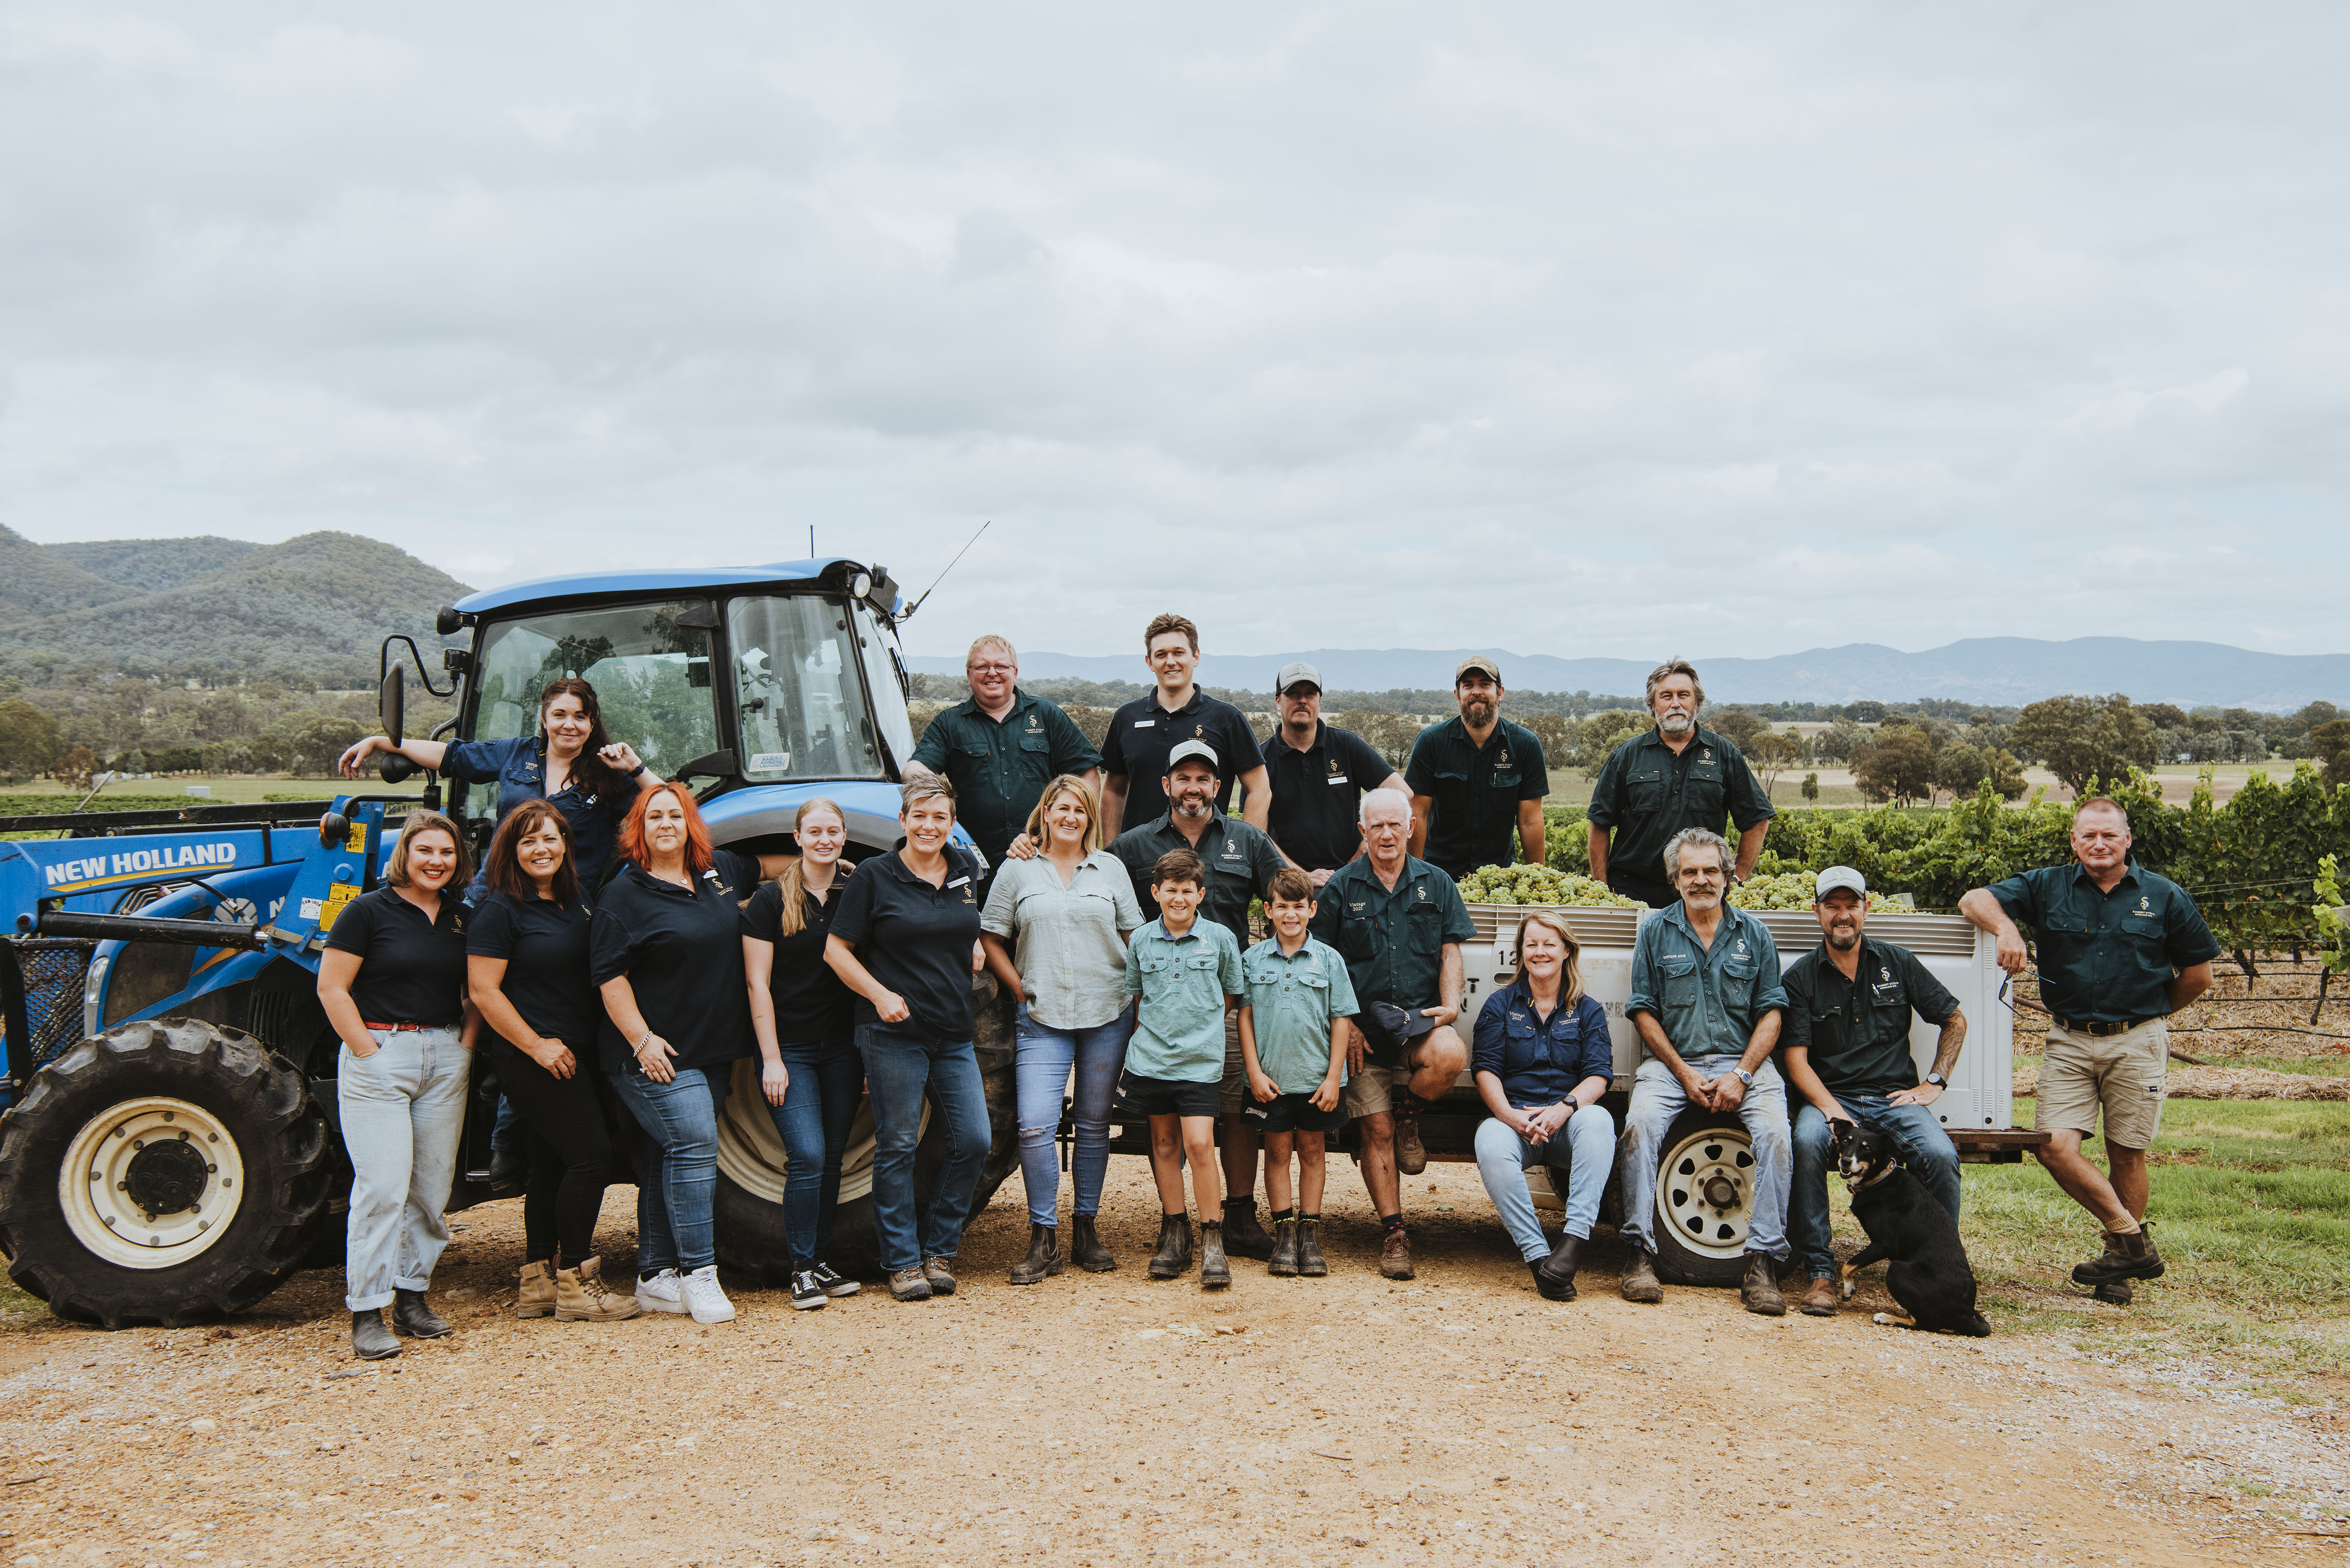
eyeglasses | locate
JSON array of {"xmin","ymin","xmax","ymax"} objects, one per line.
[{"xmin": 967, "ymin": 663, "xmax": 1014, "ymax": 676}]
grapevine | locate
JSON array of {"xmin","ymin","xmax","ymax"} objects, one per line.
[{"xmin": 1457, "ymin": 863, "xmax": 1641, "ymax": 908}]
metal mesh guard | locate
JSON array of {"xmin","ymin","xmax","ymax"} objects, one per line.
[{"xmin": 3, "ymin": 940, "xmax": 95, "ymax": 1069}]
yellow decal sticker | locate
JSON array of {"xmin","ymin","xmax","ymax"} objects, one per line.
[
  {"xmin": 346, "ymin": 821, "xmax": 368, "ymax": 853},
  {"xmin": 320, "ymin": 881, "xmax": 360, "ymax": 930}
]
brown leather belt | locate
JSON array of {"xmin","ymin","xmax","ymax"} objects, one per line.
[
  {"xmin": 362, "ymin": 1021, "xmax": 434, "ymax": 1032},
  {"xmin": 2054, "ymin": 1016, "xmax": 2152, "ymax": 1038}
]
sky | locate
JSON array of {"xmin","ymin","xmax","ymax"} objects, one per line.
[{"xmin": 3, "ymin": 4, "xmax": 2346, "ymax": 671}]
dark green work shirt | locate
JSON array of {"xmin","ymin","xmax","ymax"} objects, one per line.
[
  {"xmin": 1110, "ymin": 811, "xmax": 1287, "ymax": 953},
  {"xmin": 1308, "ymin": 854, "xmax": 1476, "ymax": 1011},
  {"xmin": 1781, "ymin": 937, "xmax": 1958, "ymax": 1098},
  {"xmin": 909, "ymin": 689, "xmax": 1101, "ymax": 869},
  {"xmin": 1987, "ymin": 863, "xmax": 2219, "ymax": 1025},
  {"xmin": 1402, "ymin": 716, "xmax": 1551, "ymax": 880},
  {"xmin": 1587, "ymin": 724, "xmax": 1777, "ymax": 889}
]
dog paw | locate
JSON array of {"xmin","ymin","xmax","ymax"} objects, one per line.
[{"xmin": 1871, "ymin": 1312, "xmax": 1896, "ymax": 1326}]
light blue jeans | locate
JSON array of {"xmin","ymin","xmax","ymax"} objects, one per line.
[
  {"xmin": 1474, "ymin": 1104, "xmax": 1616, "ymax": 1261},
  {"xmin": 1619, "ymin": 1054, "xmax": 1793, "ymax": 1260},
  {"xmin": 608, "ymin": 1064, "xmax": 729, "ymax": 1274},
  {"xmin": 339, "ymin": 1027, "xmax": 469, "ymax": 1311},
  {"xmin": 1790, "ymin": 1097, "xmax": 1962, "ymax": 1279},
  {"xmin": 1013, "ymin": 1003, "xmax": 1133, "ymax": 1227}
]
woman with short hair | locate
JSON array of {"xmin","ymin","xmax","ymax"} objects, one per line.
[
  {"xmin": 825, "ymin": 775, "xmax": 990, "ymax": 1303},
  {"xmin": 316, "ymin": 811, "xmax": 479, "ymax": 1361},
  {"xmin": 467, "ymin": 801, "xmax": 638, "ymax": 1323},
  {"xmin": 980, "ymin": 775, "xmax": 1142, "ymax": 1282},
  {"xmin": 742, "ymin": 797, "xmax": 864, "ymax": 1311},
  {"xmin": 1471, "ymin": 909, "xmax": 1616, "ymax": 1302},
  {"xmin": 592, "ymin": 785, "xmax": 755, "ymax": 1325}
]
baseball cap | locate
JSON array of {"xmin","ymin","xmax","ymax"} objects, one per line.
[
  {"xmin": 1815, "ymin": 866, "xmax": 1868, "ymax": 901},
  {"xmin": 1275, "ymin": 661, "xmax": 1322, "ymax": 694},
  {"xmin": 1167, "ymin": 739, "xmax": 1221, "ymax": 772},
  {"xmin": 1455, "ymin": 655, "xmax": 1501, "ymax": 684}
]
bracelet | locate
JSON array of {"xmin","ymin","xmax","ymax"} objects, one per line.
[
  {"xmin": 628, "ymin": 763, "xmax": 647, "ymax": 779},
  {"xmin": 634, "ymin": 1030, "xmax": 655, "ymax": 1053}
]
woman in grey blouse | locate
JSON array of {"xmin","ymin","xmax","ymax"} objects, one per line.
[{"xmin": 981, "ymin": 774, "xmax": 1144, "ymax": 1283}]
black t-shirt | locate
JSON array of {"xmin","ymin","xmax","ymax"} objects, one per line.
[
  {"xmin": 1781, "ymin": 937, "xmax": 1960, "ymax": 1098},
  {"xmin": 467, "ymin": 889, "xmax": 598, "ymax": 1049},
  {"xmin": 829, "ymin": 846, "xmax": 984, "ymax": 1045},
  {"xmin": 588, "ymin": 860, "xmax": 755, "ymax": 1074},
  {"xmin": 323, "ymin": 884, "xmax": 469, "ymax": 1027},
  {"xmin": 1099, "ymin": 688, "xmax": 1262, "ymax": 833},
  {"xmin": 1259, "ymin": 722, "xmax": 1394, "ymax": 871},
  {"xmin": 740, "ymin": 873, "xmax": 860, "ymax": 1042}
]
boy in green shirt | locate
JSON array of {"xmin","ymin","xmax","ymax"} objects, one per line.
[
  {"xmin": 1120, "ymin": 848, "xmax": 1247, "ymax": 1288},
  {"xmin": 1239, "ymin": 867, "xmax": 1360, "ymax": 1278}
]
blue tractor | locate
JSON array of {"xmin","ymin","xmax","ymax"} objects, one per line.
[{"xmin": 0, "ymin": 558, "xmax": 1017, "ymax": 1327}]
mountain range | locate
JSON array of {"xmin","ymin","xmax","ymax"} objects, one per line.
[{"xmin": 906, "ymin": 639, "xmax": 2350, "ymax": 710}]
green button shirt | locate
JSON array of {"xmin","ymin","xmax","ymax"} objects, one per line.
[
  {"xmin": 1308, "ymin": 854, "xmax": 1476, "ymax": 1011},
  {"xmin": 1988, "ymin": 863, "xmax": 2219, "ymax": 1025},
  {"xmin": 909, "ymin": 689, "xmax": 1101, "ymax": 868},
  {"xmin": 1588, "ymin": 724, "xmax": 1777, "ymax": 890},
  {"xmin": 1123, "ymin": 918, "xmax": 1245, "ymax": 1082},
  {"xmin": 1240, "ymin": 936, "xmax": 1361, "ymax": 1094},
  {"xmin": 1403, "ymin": 715, "xmax": 1551, "ymax": 880},
  {"xmin": 1110, "ymin": 811, "xmax": 1288, "ymax": 952},
  {"xmin": 1625, "ymin": 902, "xmax": 1787, "ymax": 1060},
  {"xmin": 1781, "ymin": 936, "xmax": 1959, "ymax": 1098}
]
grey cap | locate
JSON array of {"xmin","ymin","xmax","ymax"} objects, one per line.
[
  {"xmin": 1275, "ymin": 661, "xmax": 1322, "ymax": 694},
  {"xmin": 1456, "ymin": 654, "xmax": 1502, "ymax": 684},
  {"xmin": 1815, "ymin": 866, "xmax": 1868, "ymax": 901},
  {"xmin": 1167, "ymin": 739, "xmax": 1221, "ymax": 772}
]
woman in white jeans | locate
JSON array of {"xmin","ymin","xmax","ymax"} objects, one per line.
[
  {"xmin": 317, "ymin": 811, "xmax": 479, "ymax": 1360},
  {"xmin": 1470, "ymin": 909, "xmax": 1616, "ymax": 1303}
]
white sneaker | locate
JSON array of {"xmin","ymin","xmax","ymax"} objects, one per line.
[
  {"xmin": 682, "ymin": 1265, "xmax": 735, "ymax": 1325},
  {"xmin": 635, "ymin": 1268, "xmax": 687, "ymax": 1314}
]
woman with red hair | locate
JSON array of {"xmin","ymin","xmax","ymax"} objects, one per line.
[{"xmin": 590, "ymin": 785, "xmax": 755, "ymax": 1325}]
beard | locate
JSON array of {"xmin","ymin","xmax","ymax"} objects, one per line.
[
  {"xmin": 1657, "ymin": 709, "xmax": 1695, "ymax": 735},
  {"xmin": 1826, "ymin": 925, "xmax": 1861, "ymax": 950}
]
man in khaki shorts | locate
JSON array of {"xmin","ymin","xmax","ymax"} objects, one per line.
[{"xmin": 1960, "ymin": 797, "xmax": 2216, "ymax": 1303}]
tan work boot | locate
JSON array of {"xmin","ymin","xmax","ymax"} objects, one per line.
[
  {"xmin": 1379, "ymin": 1227, "xmax": 1415, "ymax": 1280},
  {"xmin": 1394, "ymin": 1110, "xmax": 1428, "ymax": 1176},
  {"xmin": 2072, "ymin": 1224, "xmax": 2165, "ymax": 1286},
  {"xmin": 556, "ymin": 1256, "xmax": 644, "ymax": 1321},
  {"xmin": 1741, "ymin": 1252, "xmax": 1787, "ymax": 1317},
  {"xmin": 1620, "ymin": 1250, "xmax": 1663, "ymax": 1303},
  {"xmin": 516, "ymin": 1259, "xmax": 556, "ymax": 1320},
  {"xmin": 1799, "ymin": 1276, "xmax": 1840, "ymax": 1317}
]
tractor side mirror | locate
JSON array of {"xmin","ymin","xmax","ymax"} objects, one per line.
[{"xmin": 378, "ymin": 665, "xmax": 419, "ymax": 784}]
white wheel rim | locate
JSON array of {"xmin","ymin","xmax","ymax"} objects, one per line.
[
  {"xmin": 1657, "ymin": 1125, "xmax": 1755, "ymax": 1259},
  {"xmin": 58, "ymin": 1097, "xmax": 248, "ymax": 1269}
]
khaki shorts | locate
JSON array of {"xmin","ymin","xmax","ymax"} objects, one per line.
[
  {"xmin": 1343, "ymin": 1062, "xmax": 1403, "ymax": 1120},
  {"xmin": 1219, "ymin": 1013, "xmax": 1247, "ymax": 1117},
  {"xmin": 2039, "ymin": 1018, "xmax": 2168, "ymax": 1149}
]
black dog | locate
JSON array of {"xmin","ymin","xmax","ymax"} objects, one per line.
[{"xmin": 1835, "ymin": 1121, "xmax": 1991, "ymax": 1337}]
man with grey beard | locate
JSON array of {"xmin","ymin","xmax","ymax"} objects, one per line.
[{"xmin": 1587, "ymin": 658, "xmax": 1776, "ymax": 908}]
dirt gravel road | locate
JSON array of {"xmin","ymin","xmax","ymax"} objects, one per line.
[{"xmin": 4, "ymin": 1160, "xmax": 2344, "ymax": 1567}]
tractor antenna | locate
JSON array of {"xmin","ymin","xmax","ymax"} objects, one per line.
[
  {"xmin": 809, "ymin": 525, "xmax": 816, "ymax": 557},
  {"xmin": 898, "ymin": 520, "xmax": 991, "ymax": 623}
]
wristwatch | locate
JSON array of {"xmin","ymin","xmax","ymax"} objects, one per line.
[
  {"xmin": 1734, "ymin": 1068, "xmax": 1755, "ymax": 1086},
  {"xmin": 1924, "ymin": 1072, "xmax": 1946, "ymax": 1088}
]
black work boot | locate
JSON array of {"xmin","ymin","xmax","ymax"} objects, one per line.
[
  {"xmin": 1221, "ymin": 1198, "xmax": 1276, "ymax": 1261},
  {"xmin": 486, "ymin": 1144, "xmax": 527, "ymax": 1193},
  {"xmin": 2094, "ymin": 1279, "xmax": 2135, "ymax": 1306},
  {"xmin": 1199, "ymin": 1221, "xmax": 1231, "ymax": 1290},
  {"xmin": 350, "ymin": 1309, "xmax": 400, "ymax": 1361},
  {"xmin": 1147, "ymin": 1214, "xmax": 1193, "ymax": 1279},
  {"xmin": 391, "ymin": 1288, "xmax": 452, "ymax": 1339},
  {"xmin": 1007, "ymin": 1222, "xmax": 1063, "ymax": 1285},
  {"xmin": 1267, "ymin": 1217, "xmax": 1301, "ymax": 1277},
  {"xmin": 1740, "ymin": 1252, "xmax": 1787, "ymax": 1317},
  {"xmin": 1535, "ymin": 1233, "xmax": 1584, "ymax": 1301},
  {"xmin": 1296, "ymin": 1217, "xmax": 1328, "ymax": 1277},
  {"xmin": 2072, "ymin": 1224, "xmax": 2165, "ymax": 1286},
  {"xmin": 1070, "ymin": 1214, "xmax": 1117, "ymax": 1273}
]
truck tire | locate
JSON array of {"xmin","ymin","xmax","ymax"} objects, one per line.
[
  {"xmin": 1649, "ymin": 1108, "xmax": 1759, "ymax": 1288},
  {"xmin": 0, "ymin": 1019, "xmax": 330, "ymax": 1328}
]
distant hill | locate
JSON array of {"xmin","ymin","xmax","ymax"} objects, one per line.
[
  {"xmin": 48, "ymin": 535, "xmax": 262, "ymax": 591},
  {"xmin": 908, "ymin": 637, "xmax": 2350, "ymax": 711},
  {"xmin": 0, "ymin": 530, "xmax": 471, "ymax": 688}
]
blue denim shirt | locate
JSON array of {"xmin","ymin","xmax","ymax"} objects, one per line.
[
  {"xmin": 1625, "ymin": 903, "xmax": 1786, "ymax": 1060},
  {"xmin": 1471, "ymin": 981, "xmax": 1614, "ymax": 1108},
  {"xmin": 443, "ymin": 735, "xmax": 632, "ymax": 893}
]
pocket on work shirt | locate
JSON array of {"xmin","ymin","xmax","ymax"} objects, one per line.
[
  {"xmin": 1658, "ymin": 952, "xmax": 1700, "ymax": 1004},
  {"xmin": 1430, "ymin": 769, "xmax": 1470, "ymax": 811}
]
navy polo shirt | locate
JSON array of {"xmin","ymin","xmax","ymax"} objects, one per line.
[
  {"xmin": 908, "ymin": 689, "xmax": 1101, "ymax": 869},
  {"xmin": 1988, "ymin": 862, "xmax": 2219, "ymax": 1025},
  {"xmin": 443, "ymin": 734, "xmax": 634, "ymax": 893},
  {"xmin": 1404, "ymin": 716, "xmax": 1551, "ymax": 880},
  {"xmin": 588, "ymin": 859, "xmax": 756, "ymax": 1074},
  {"xmin": 1308, "ymin": 854, "xmax": 1476, "ymax": 1012},
  {"xmin": 324, "ymin": 884, "xmax": 469, "ymax": 1028},
  {"xmin": 1110, "ymin": 810, "xmax": 1288, "ymax": 952},
  {"xmin": 1259, "ymin": 722, "xmax": 1395, "ymax": 872},
  {"xmin": 1099, "ymin": 688, "xmax": 1262, "ymax": 833},
  {"xmin": 1471, "ymin": 981, "xmax": 1614, "ymax": 1109},
  {"xmin": 1587, "ymin": 724, "xmax": 1776, "ymax": 890},
  {"xmin": 1781, "ymin": 936, "xmax": 1959, "ymax": 1098},
  {"xmin": 467, "ymin": 888, "xmax": 599, "ymax": 1048},
  {"xmin": 740, "ymin": 874, "xmax": 860, "ymax": 1042},
  {"xmin": 830, "ymin": 845, "xmax": 985, "ymax": 1045}
]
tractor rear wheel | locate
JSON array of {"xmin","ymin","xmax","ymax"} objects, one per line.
[{"xmin": 0, "ymin": 1019, "xmax": 331, "ymax": 1328}]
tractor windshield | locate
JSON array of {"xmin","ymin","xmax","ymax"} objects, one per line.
[
  {"xmin": 728, "ymin": 595, "xmax": 893, "ymax": 782},
  {"xmin": 470, "ymin": 600, "xmax": 721, "ymax": 776}
]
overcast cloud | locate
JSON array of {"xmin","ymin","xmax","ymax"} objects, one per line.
[{"xmin": 3, "ymin": 4, "xmax": 2345, "ymax": 672}]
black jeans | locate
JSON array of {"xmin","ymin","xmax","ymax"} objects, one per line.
[{"xmin": 491, "ymin": 1040, "xmax": 613, "ymax": 1266}]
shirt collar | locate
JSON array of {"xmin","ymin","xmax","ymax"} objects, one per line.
[
  {"xmin": 883, "ymin": 845, "xmax": 974, "ymax": 884},
  {"xmin": 1152, "ymin": 687, "xmax": 1204, "ymax": 719},
  {"xmin": 1661, "ymin": 900, "xmax": 1749, "ymax": 941},
  {"xmin": 1149, "ymin": 917, "xmax": 1205, "ymax": 943},
  {"xmin": 2069, "ymin": 861, "xmax": 2142, "ymax": 894},
  {"xmin": 958, "ymin": 689, "xmax": 1031, "ymax": 724}
]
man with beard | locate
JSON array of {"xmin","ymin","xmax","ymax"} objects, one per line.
[
  {"xmin": 1588, "ymin": 658, "xmax": 1776, "ymax": 908},
  {"xmin": 1404, "ymin": 657, "xmax": 1550, "ymax": 881},
  {"xmin": 1778, "ymin": 867, "xmax": 1967, "ymax": 1318},
  {"xmin": 1110, "ymin": 741, "xmax": 1290, "ymax": 1259},
  {"xmin": 1258, "ymin": 662, "xmax": 1408, "ymax": 887}
]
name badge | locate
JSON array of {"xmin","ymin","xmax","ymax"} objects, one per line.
[
  {"xmin": 947, "ymin": 876, "xmax": 971, "ymax": 890},
  {"xmin": 1133, "ymin": 719, "xmax": 1156, "ymax": 728},
  {"xmin": 1327, "ymin": 774, "xmax": 1349, "ymax": 785}
]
